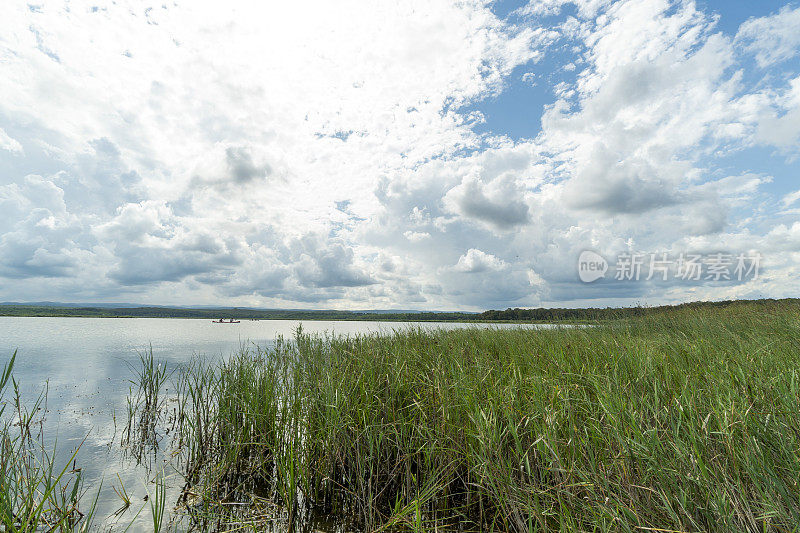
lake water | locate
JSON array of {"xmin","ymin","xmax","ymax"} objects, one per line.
[{"xmin": 0, "ymin": 317, "xmax": 548, "ymax": 530}]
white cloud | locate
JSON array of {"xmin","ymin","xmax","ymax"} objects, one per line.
[
  {"xmin": 452, "ymin": 248, "xmax": 507, "ymax": 273},
  {"xmin": 736, "ymin": 5, "xmax": 800, "ymax": 67},
  {"xmin": 443, "ymin": 173, "xmax": 530, "ymax": 229},
  {"xmin": 0, "ymin": 175, "xmax": 86, "ymax": 279},
  {"xmin": 0, "ymin": 128, "xmax": 23, "ymax": 155},
  {"xmin": 754, "ymin": 76, "xmax": 800, "ymax": 151},
  {"xmin": 782, "ymin": 189, "xmax": 800, "ymax": 208},
  {"xmin": 403, "ymin": 230, "xmax": 431, "ymax": 242}
]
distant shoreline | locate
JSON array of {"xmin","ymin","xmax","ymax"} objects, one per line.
[{"xmin": 0, "ymin": 298, "xmax": 796, "ymax": 322}]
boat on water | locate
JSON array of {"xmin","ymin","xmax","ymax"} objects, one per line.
[{"xmin": 212, "ymin": 319, "xmax": 241, "ymax": 323}]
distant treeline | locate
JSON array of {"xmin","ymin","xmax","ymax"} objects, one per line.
[
  {"xmin": 0, "ymin": 305, "xmax": 477, "ymax": 322},
  {"xmin": 476, "ymin": 298, "xmax": 800, "ymax": 322},
  {"xmin": 0, "ymin": 298, "xmax": 797, "ymax": 322}
]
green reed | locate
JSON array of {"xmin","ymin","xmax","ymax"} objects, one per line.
[
  {"xmin": 123, "ymin": 346, "xmax": 172, "ymax": 464},
  {"xmin": 151, "ymin": 302, "xmax": 800, "ymax": 531}
]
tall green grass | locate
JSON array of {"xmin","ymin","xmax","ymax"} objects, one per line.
[{"xmin": 161, "ymin": 303, "xmax": 800, "ymax": 531}]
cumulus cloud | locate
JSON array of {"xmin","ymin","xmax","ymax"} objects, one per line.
[
  {"xmin": 561, "ymin": 144, "xmax": 682, "ymax": 214},
  {"xmin": 0, "ymin": 175, "xmax": 84, "ymax": 278},
  {"xmin": 291, "ymin": 235, "xmax": 375, "ymax": 289},
  {"xmin": 451, "ymin": 249, "xmax": 507, "ymax": 273},
  {"xmin": 444, "ymin": 174, "xmax": 530, "ymax": 229},
  {"xmin": 96, "ymin": 201, "xmax": 242, "ymax": 285},
  {"xmin": 0, "ymin": 0, "xmax": 798, "ymax": 309}
]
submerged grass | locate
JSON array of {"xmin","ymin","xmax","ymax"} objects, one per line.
[{"xmin": 153, "ymin": 302, "xmax": 800, "ymax": 531}]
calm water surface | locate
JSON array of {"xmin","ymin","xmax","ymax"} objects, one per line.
[{"xmin": 0, "ymin": 317, "xmax": 547, "ymax": 530}]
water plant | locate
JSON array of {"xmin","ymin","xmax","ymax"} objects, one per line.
[
  {"xmin": 150, "ymin": 301, "xmax": 800, "ymax": 531},
  {"xmin": 0, "ymin": 351, "xmax": 98, "ymax": 532},
  {"xmin": 123, "ymin": 346, "xmax": 172, "ymax": 464},
  {"xmin": 149, "ymin": 471, "xmax": 167, "ymax": 533}
]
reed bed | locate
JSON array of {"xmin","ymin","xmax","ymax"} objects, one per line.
[{"xmin": 155, "ymin": 303, "xmax": 800, "ymax": 531}]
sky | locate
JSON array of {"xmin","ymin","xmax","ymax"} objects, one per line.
[{"xmin": 0, "ymin": 0, "xmax": 799, "ymax": 310}]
